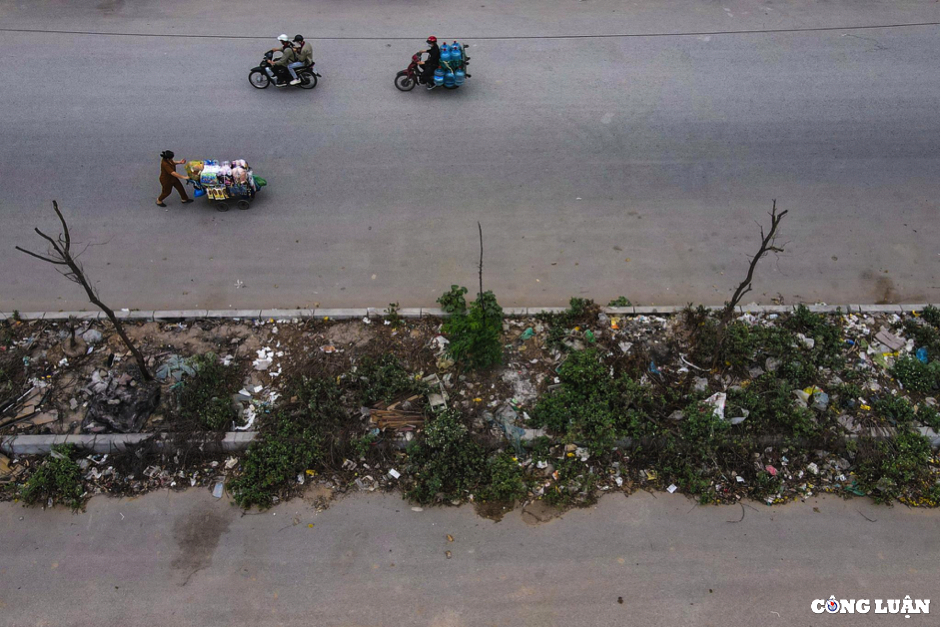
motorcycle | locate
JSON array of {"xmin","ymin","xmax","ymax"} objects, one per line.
[
  {"xmin": 249, "ymin": 50, "xmax": 320, "ymax": 90},
  {"xmin": 394, "ymin": 50, "xmax": 470, "ymax": 92}
]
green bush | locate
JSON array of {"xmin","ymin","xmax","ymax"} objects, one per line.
[
  {"xmin": 229, "ymin": 410, "xmax": 324, "ymax": 509},
  {"xmin": 349, "ymin": 353, "xmax": 421, "ymax": 406},
  {"xmin": 891, "ymin": 356, "xmax": 940, "ymax": 394},
  {"xmin": 916, "ymin": 404, "xmax": 939, "ymax": 431},
  {"xmin": 405, "ymin": 410, "xmax": 487, "ymax": 504},
  {"xmin": 175, "ymin": 353, "xmax": 238, "ymax": 430},
  {"xmin": 608, "ymin": 296, "xmax": 632, "ymax": 307},
  {"xmin": 478, "ymin": 452, "xmax": 527, "ymax": 502},
  {"xmin": 20, "ymin": 445, "xmax": 85, "ymax": 510},
  {"xmin": 230, "ymin": 378, "xmax": 347, "ymax": 509},
  {"xmin": 531, "ymin": 350, "xmax": 619, "ymax": 455},
  {"xmin": 872, "ymin": 395, "xmax": 916, "ymax": 426},
  {"xmin": 854, "ymin": 431, "xmax": 936, "ymax": 504},
  {"xmin": 439, "ymin": 287, "xmax": 504, "ymax": 369}
]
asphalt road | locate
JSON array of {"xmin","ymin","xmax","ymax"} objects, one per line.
[
  {"xmin": 0, "ymin": 1, "xmax": 937, "ymax": 311},
  {"xmin": 0, "ymin": 490, "xmax": 937, "ymax": 626}
]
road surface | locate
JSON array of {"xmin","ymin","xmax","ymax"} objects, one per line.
[
  {"xmin": 0, "ymin": 490, "xmax": 937, "ymax": 626},
  {"xmin": 0, "ymin": 0, "xmax": 937, "ymax": 311}
]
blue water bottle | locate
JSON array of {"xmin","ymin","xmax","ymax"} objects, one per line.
[
  {"xmin": 454, "ymin": 68, "xmax": 465, "ymax": 85},
  {"xmin": 433, "ymin": 68, "xmax": 445, "ymax": 85},
  {"xmin": 440, "ymin": 43, "xmax": 451, "ymax": 66},
  {"xmin": 450, "ymin": 42, "xmax": 463, "ymax": 66},
  {"xmin": 444, "ymin": 70, "xmax": 456, "ymax": 87}
]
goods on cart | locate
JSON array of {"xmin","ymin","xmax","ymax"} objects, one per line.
[{"xmin": 184, "ymin": 158, "xmax": 266, "ymax": 210}]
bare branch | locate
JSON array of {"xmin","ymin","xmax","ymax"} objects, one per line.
[
  {"xmin": 52, "ymin": 200, "xmax": 71, "ymax": 253},
  {"xmin": 14, "ymin": 245, "xmax": 67, "ymax": 265}
]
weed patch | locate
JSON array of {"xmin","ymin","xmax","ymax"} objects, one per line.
[{"xmin": 19, "ymin": 445, "xmax": 85, "ymax": 510}]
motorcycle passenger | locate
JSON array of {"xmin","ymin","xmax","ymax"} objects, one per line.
[
  {"xmin": 418, "ymin": 36, "xmax": 440, "ymax": 89},
  {"xmin": 287, "ymin": 35, "xmax": 313, "ymax": 85}
]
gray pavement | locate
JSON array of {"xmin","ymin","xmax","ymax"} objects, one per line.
[
  {"xmin": 0, "ymin": 490, "xmax": 937, "ymax": 626},
  {"xmin": 0, "ymin": 0, "xmax": 937, "ymax": 311}
]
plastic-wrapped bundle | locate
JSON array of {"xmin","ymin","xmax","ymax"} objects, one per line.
[
  {"xmin": 185, "ymin": 160, "xmax": 204, "ymax": 179},
  {"xmin": 232, "ymin": 166, "xmax": 247, "ymax": 183}
]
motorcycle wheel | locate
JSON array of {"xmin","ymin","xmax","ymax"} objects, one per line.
[
  {"xmin": 394, "ymin": 72, "xmax": 416, "ymax": 92},
  {"xmin": 249, "ymin": 70, "xmax": 270, "ymax": 89},
  {"xmin": 237, "ymin": 200, "xmax": 251, "ymax": 210},
  {"xmin": 215, "ymin": 202, "xmax": 229, "ymax": 212},
  {"xmin": 297, "ymin": 71, "xmax": 317, "ymax": 89}
]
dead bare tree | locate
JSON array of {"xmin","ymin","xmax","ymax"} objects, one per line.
[
  {"xmin": 16, "ymin": 201, "xmax": 153, "ymax": 380},
  {"xmin": 720, "ymin": 200, "xmax": 788, "ymax": 326}
]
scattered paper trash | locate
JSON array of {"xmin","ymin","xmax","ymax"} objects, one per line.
[{"xmin": 667, "ymin": 484, "xmax": 678, "ymax": 493}]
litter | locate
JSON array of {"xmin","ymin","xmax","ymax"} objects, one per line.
[
  {"xmin": 703, "ymin": 392, "xmax": 726, "ymax": 419},
  {"xmin": 875, "ymin": 328, "xmax": 906, "ymax": 351},
  {"xmin": 916, "ymin": 347, "xmax": 929, "ymax": 363},
  {"xmin": 520, "ymin": 328, "xmax": 535, "ymax": 340},
  {"xmin": 765, "ymin": 465, "xmax": 778, "ymax": 476},
  {"xmin": 212, "ymin": 481, "xmax": 224, "ymax": 499},
  {"xmin": 667, "ymin": 484, "xmax": 678, "ymax": 493},
  {"xmin": 82, "ymin": 329, "xmax": 103, "ymax": 344},
  {"xmin": 388, "ymin": 469, "xmax": 401, "ymax": 479}
]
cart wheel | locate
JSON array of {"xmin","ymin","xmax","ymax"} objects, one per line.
[
  {"xmin": 215, "ymin": 202, "xmax": 229, "ymax": 212},
  {"xmin": 237, "ymin": 200, "xmax": 251, "ymax": 210}
]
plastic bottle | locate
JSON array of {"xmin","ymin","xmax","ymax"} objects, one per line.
[
  {"xmin": 444, "ymin": 70, "xmax": 456, "ymax": 87},
  {"xmin": 440, "ymin": 43, "xmax": 451, "ymax": 66},
  {"xmin": 454, "ymin": 68, "xmax": 465, "ymax": 85},
  {"xmin": 433, "ymin": 68, "xmax": 445, "ymax": 86},
  {"xmin": 450, "ymin": 42, "xmax": 463, "ymax": 66}
]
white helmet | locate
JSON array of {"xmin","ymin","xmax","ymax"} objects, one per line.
[{"xmin": 278, "ymin": 34, "xmax": 290, "ymax": 42}]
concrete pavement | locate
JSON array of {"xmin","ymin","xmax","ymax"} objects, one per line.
[
  {"xmin": 0, "ymin": 1, "xmax": 937, "ymax": 311},
  {"xmin": 0, "ymin": 490, "xmax": 936, "ymax": 626}
]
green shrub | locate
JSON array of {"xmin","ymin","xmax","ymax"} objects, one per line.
[
  {"xmin": 872, "ymin": 395, "xmax": 916, "ymax": 426},
  {"xmin": 230, "ymin": 378, "xmax": 347, "ymax": 509},
  {"xmin": 608, "ymin": 296, "xmax": 632, "ymax": 307},
  {"xmin": 531, "ymin": 350, "xmax": 618, "ymax": 454},
  {"xmin": 20, "ymin": 445, "xmax": 84, "ymax": 510},
  {"xmin": 175, "ymin": 353, "xmax": 239, "ymax": 430},
  {"xmin": 900, "ymin": 308, "xmax": 939, "ymax": 361},
  {"xmin": 229, "ymin": 409, "xmax": 325, "ymax": 509},
  {"xmin": 891, "ymin": 356, "xmax": 940, "ymax": 394},
  {"xmin": 405, "ymin": 410, "xmax": 488, "ymax": 504},
  {"xmin": 478, "ymin": 453, "xmax": 527, "ymax": 502},
  {"xmin": 349, "ymin": 353, "xmax": 421, "ymax": 406},
  {"xmin": 854, "ymin": 431, "xmax": 935, "ymax": 504},
  {"xmin": 916, "ymin": 404, "xmax": 939, "ymax": 431},
  {"xmin": 439, "ymin": 288, "xmax": 504, "ymax": 369}
]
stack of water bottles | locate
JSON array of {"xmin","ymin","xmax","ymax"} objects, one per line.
[{"xmin": 433, "ymin": 41, "xmax": 469, "ymax": 88}]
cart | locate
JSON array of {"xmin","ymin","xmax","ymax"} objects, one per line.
[{"xmin": 184, "ymin": 159, "xmax": 267, "ymax": 212}]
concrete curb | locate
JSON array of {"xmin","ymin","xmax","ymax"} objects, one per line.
[
  {"xmin": 0, "ymin": 432, "xmax": 257, "ymax": 456},
  {"xmin": 3, "ymin": 303, "xmax": 937, "ymax": 322},
  {"xmin": 4, "ymin": 426, "xmax": 937, "ymax": 456}
]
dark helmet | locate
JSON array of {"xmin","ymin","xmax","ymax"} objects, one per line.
[
  {"xmin": 293, "ymin": 34, "xmax": 304, "ymax": 43},
  {"xmin": 160, "ymin": 150, "xmax": 174, "ymax": 160},
  {"xmin": 426, "ymin": 36, "xmax": 437, "ymax": 43}
]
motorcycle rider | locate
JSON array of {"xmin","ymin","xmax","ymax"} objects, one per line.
[
  {"xmin": 268, "ymin": 34, "xmax": 294, "ymax": 85},
  {"xmin": 271, "ymin": 44, "xmax": 297, "ymax": 87},
  {"xmin": 417, "ymin": 36, "xmax": 440, "ymax": 89},
  {"xmin": 287, "ymin": 34, "xmax": 313, "ymax": 86}
]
